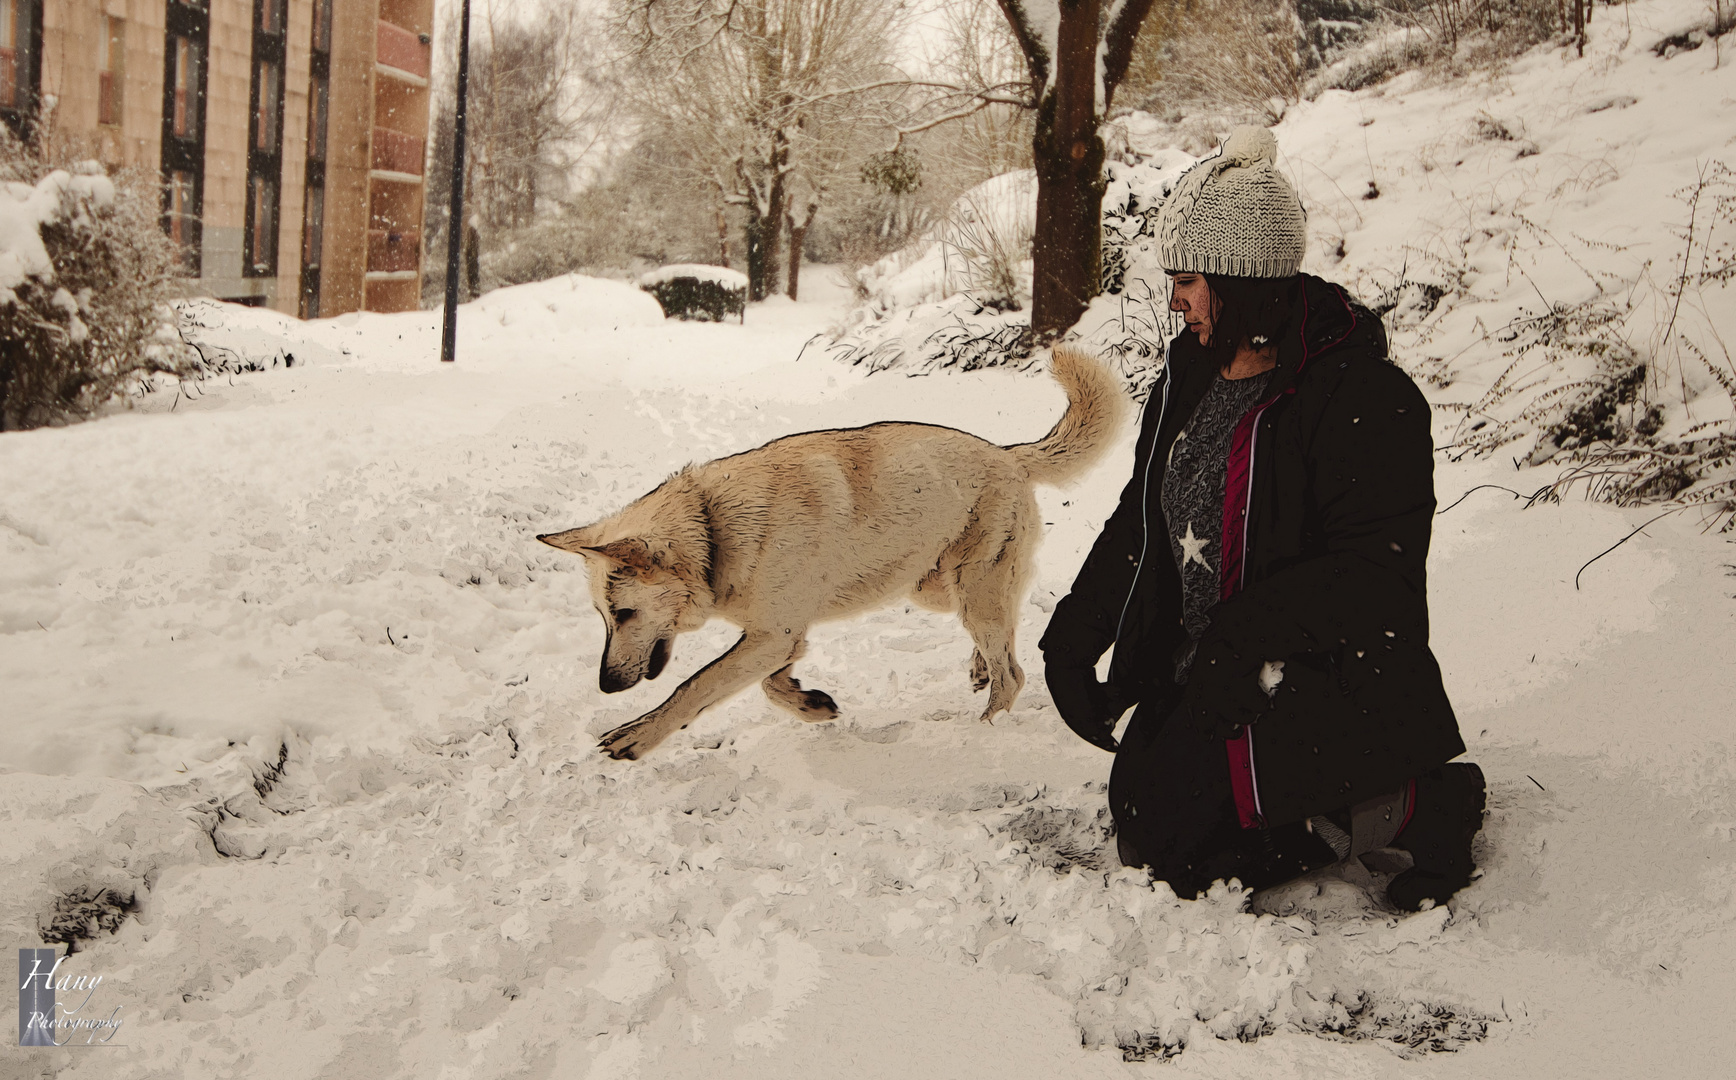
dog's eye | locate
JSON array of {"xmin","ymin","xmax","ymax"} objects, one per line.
[{"xmin": 612, "ymin": 608, "xmax": 636, "ymax": 624}]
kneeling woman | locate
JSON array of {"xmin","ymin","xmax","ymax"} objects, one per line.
[{"xmin": 1042, "ymin": 127, "xmax": 1484, "ymax": 910}]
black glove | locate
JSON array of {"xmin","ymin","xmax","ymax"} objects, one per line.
[
  {"xmin": 1180, "ymin": 638, "xmax": 1272, "ymax": 738},
  {"xmin": 1045, "ymin": 660, "xmax": 1127, "ymax": 752}
]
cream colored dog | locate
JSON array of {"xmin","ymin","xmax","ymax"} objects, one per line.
[{"xmin": 537, "ymin": 346, "xmax": 1125, "ymax": 760}]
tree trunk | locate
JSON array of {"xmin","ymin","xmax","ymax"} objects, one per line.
[
  {"xmin": 763, "ymin": 173, "xmax": 785, "ymax": 300},
  {"xmin": 761, "ymin": 141, "xmax": 787, "ymax": 301},
  {"xmin": 1029, "ymin": 0, "xmax": 1107, "ymax": 342},
  {"xmin": 744, "ymin": 208, "xmax": 770, "ymax": 300},
  {"xmin": 785, "ymin": 201, "xmax": 816, "ymax": 301},
  {"xmin": 464, "ymin": 224, "xmax": 482, "ymax": 300},
  {"xmin": 716, "ymin": 206, "xmax": 730, "ymax": 268},
  {"xmin": 785, "ymin": 221, "xmax": 804, "ymax": 301},
  {"xmin": 740, "ymin": 134, "xmax": 787, "ymax": 302},
  {"xmin": 744, "ymin": 185, "xmax": 785, "ymax": 301}
]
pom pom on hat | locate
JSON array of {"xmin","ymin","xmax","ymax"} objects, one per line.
[
  {"xmin": 1151, "ymin": 126, "xmax": 1306, "ymax": 278},
  {"xmin": 1220, "ymin": 125, "xmax": 1278, "ymax": 168}
]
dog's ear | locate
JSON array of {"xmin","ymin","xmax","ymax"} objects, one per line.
[
  {"xmin": 557, "ymin": 536, "xmax": 661, "ymax": 577},
  {"xmin": 591, "ymin": 537, "xmax": 657, "ymax": 575},
  {"xmin": 536, "ymin": 526, "xmax": 600, "ymax": 554},
  {"xmin": 540, "ymin": 531, "xmax": 668, "ymax": 578}
]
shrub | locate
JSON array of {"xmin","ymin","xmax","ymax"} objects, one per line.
[
  {"xmin": 1121, "ymin": 0, "xmax": 1305, "ymax": 122},
  {"xmin": 0, "ymin": 135, "xmax": 193, "ymax": 431},
  {"xmin": 638, "ymin": 265, "xmax": 748, "ymax": 322}
]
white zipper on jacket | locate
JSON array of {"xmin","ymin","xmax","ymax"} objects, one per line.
[
  {"xmin": 1237, "ymin": 401, "xmax": 1273, "ymax": 825},
  {"xmin": 1236, "ymin": 399, "xmax": 1277, "ymax": 593},
  {"xmin": 1112, "ymin": 361, "xmax": 1175, "ymax": 652}
]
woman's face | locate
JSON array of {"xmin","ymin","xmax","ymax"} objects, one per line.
[{"xmin": 1167, "ymin": 272, "xmax": 1218, "ymax": 346}]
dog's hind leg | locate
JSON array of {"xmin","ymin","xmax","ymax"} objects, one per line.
[
  {"xmin": 761, "ymin": 637, "xmax": 839, "ymax": 721},
  {"xmin": 956, "ymin": 497, "xmax": 1037, "ymax": 721},
  {"xmin": 957, "ymin": 564, "xmax": 1025, "ymax": 721},
  {"xmin": 914, "ymin": 564, "xmax": 990, "ymax": 692},
  {"xmin": 959, "ymin": 613, "xmax": 1022, "ymax": 721}
]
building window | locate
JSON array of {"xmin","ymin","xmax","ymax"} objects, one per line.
[
  {"xmin": 160, "ymin": 1, "xmax": 208, "ymax": 275},
  {"xmin": 97, "ymin": 17, "xmax": 123, "ymax": 126},
  {"xmin": 250, "ymin": 174, "xmax": 276, "ymax": 272},
  {"xmin": 308, "ymin": 69, "xmax": 327, "ymax": 156},
  {"xmin": 166, "ymin": 170, "xmax": 195, "ymax": 247},
  {"xmin": 244, "ymin": 0, "xmax": 286, "ymax": 278},
  {"xmin": 170, "ymin": 35, "xmax": 199, "ymax": 137},
  {"xmin": 0, "ymin": 0, "xmax": 41, "ymax": 139},
  {"xmin": 0, "ymin": 0, "xmax": 14, "ymax": 109},
  {"xmin": 301, "ymin": 181, "xmax": 323, "ymax": 271},
  {"xmin": 299, "ymin": 0, "xmax": 332, "ymax": 317},
  {"xmin": 253, "ymin": 58, "xmax": 278, "ymax": 149}
]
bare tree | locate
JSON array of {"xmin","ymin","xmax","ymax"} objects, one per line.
[
  {"xmin": 612, "ymin": 0, "xmax": 912, "ymax": 301},
  {"xmin": 425, "ymin": 0, "xmax": 616, "ymax": 301},
  {"xmin": 923, "ymin": 0, "xmax": 1035, "ymax": 184},
  {"xmin": 467, "ymin": 1, "xmax": 615, "ymax": 231},
  {"xmin": 994, "ymin": 0, "xmax": 1156, "ymax": 340}
]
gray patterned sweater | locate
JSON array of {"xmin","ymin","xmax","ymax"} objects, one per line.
[{"xmin": 1159, "ymin": 368, "xmax": 1274, "ymax": 682}]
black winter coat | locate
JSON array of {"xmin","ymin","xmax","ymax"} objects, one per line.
[{"xmin": 1040, "ymin": 274, "xmax": 1465, "ymax": 827}]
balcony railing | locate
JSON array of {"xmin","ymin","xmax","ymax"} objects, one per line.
[
  {"xmin": 376, "ymin": 21, "xmax": 429, "ymax": 79},
  {"xmin": 370, "ymin": 127, "xmax": 424, "ymax": 176},
  {"xmin": 367, "ymin": 229, "xmax": 419, "ymax": 274}
]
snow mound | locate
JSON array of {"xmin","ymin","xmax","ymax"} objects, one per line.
[
  {"xmin": 0, "ymin": 733, "xmax": 1493, "ymax": 1070},
  {"xmin": 1277, "ymin": 4, "xmax": 1736, "ymax": 486},
  {"xmin": 165, "ymin": 272, "xmax": 670, "ymax": 386},
  {"xmin": 0, "ymin": 773, "xmax": 213, "ymax": 952},
  {"xmin": 852, "ymin": 169, "xmax": 1038, "ymax": 315},
  {"xmin": 469, "ymin": 272, "xmax": 667, "ymax": 333},
  {"xmin": 178, "ymin": 299, "xmax": 343, "ymax": 372}
]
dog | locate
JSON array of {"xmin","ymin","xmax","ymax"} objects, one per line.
[{"xmin": 536, "ymin": 346, "xmax": 1125, "ymax": 760}]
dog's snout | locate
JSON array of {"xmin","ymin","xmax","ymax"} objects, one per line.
[{"xmin": 599, "ymin": 668, "xmax": 638, "ymax": 694}]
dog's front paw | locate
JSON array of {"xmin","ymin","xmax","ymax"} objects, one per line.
[
  {"xmin": 598, "ymin": 718, "xmax": 668, "ymax": 760},
  {"xmin": 797, "ymin": 688, "xmax": 839, "ymax": 721}
]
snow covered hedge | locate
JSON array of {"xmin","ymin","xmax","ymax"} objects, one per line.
[
  {"xmin": 0, "ymin": 145, "xmax": 193, "ymax": 431},
  {"xmin": 638, "ymin": 264, "xmax": 749, "ymax": 323}
]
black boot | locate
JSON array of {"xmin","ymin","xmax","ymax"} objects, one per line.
[
  {"xmin": 1175, "ymin": 820, "xmax": 1342, "ymax": 896},
  {"xmin": 1267, "ymin": 820, "xmax": 1343, "ymax": 887},
  {"xmin": 1387, "ymin": 763, "xmax": 1486, "ymax": 911}
]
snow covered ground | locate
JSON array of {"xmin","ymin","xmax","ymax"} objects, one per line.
[{"xmin": 4, "ymin": 5, "xmax": 1734, "ymax": 1077}]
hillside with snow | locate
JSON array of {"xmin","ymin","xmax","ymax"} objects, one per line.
[{"xmin": 2, "ymin": 5, "xmax": 1732, "ymax": 1077}]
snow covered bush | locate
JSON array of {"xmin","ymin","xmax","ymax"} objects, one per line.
[
  {"xmin": 638, "ymin": 264, "xmax": 748, "ymax": 322},
  {"xmin": 1434, "ymin": 161, "xmax": 1736, "ymax": 522},
  {"xmin": 822, "ymin": 141, "xmax": 1194, "ymax": 377},
  {"xmin": 1312, "ymin": 0, "xmax": 1568, "ymax": 93},
  {"xmin": 0, "ymin": 138, "xmax": 193, "ymax": 431},
  {"xmin": 848, "ymin": 170, "xmax": 1037, "ymax": 317},
  {"xmin": 1148, "ymin": 0, "xmax": 1306, "ymax": 121}
]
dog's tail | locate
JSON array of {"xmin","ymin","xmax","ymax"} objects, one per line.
[{"xmin": 1007, "ymin": 345, "xmax": 1127, "ymax": 485}]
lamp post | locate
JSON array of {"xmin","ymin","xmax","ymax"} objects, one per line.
[{"xmin": 440, "ymin": 0, "xmax": 472, "ymax": 363}]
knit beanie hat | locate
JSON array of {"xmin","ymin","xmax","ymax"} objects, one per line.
[{"xmin": 1154, "ymin": 126, "xmax": 1306, "ymax": 278}]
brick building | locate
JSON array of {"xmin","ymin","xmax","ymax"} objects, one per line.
[{"xmin": 6, "ymin": 0, "xmax": 434, "ymax": 316}]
